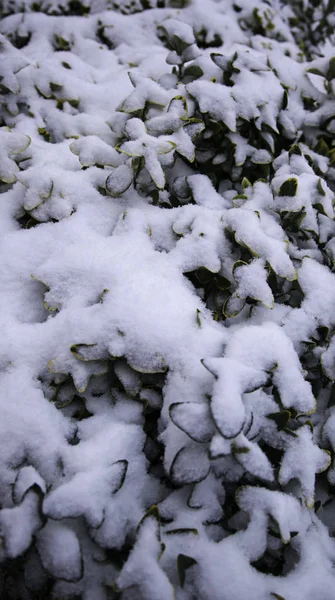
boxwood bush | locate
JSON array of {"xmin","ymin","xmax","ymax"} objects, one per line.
[{"xmin": 0, "ymin": 0, "xmax": 335, "ymax": 598}]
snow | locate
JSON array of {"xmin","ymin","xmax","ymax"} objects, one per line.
[
  {"xmin": 0, "ymin": 0, "xmax": 335, "ymax": 598},
  {"xmin": 279, "ymin": 425, "xmax": 330, "ymax": 507},
  {"xmin": 36, "ymin": 520, "xmax": 83, "ymax": 582},
  {"xmin": 187, "ymin": 80, "xmax": 237, "ymax": 131},
  {"xmin": 158, "ymin": 18, "xmax": 196, "ymax": 47}
]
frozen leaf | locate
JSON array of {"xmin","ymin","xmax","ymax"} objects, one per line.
[
  {"xmin": 233, "ymin": 434, "xmax": 274, "ymax": 482},
  {"xmin": 158, "ymin": 19, "xmax": 195, "ymax": 51},
  {"xmin": 70, "ymin": 136, "xmax": 121, "ymax": 167},
  {"xmin": 13, "ymin": 466, "xmax": 46, "ymax": 505},
  {"xmin": 170, "ymin": 444, "xmax": 210, "ymax": 485},
  {"xmin": 118, "ymin": 118, "xmax": 176, "ymax": 189},
  {"xmin": 169, "ymin": 402, "xmax": 214, "ymax": 443},
  {"xmin": 0, "ymin": 34, "xmax": 29, "ymax": 94},
  {"xmin": 114, "ymin": 360, "xmax": 141, "ymax": 396},
  {"xmin": 203, "ymin": 357, "xmax": 266, "ymax": 438},
  {"xmin": 0, "ymin": 491, "xmax": 43, "ymax": 559},
  {"xmin": 278, "ymin": 178, "xmax": 298, "ymax": 197},
  {"xmin": 118, "ymin": 73, "xmax": 168, "ymax": 114},
  {"xmin": 0, "ymin": 2, "xmax": 335, "ymax": 597},
  {"xmin": 279, "ymin": 426, "xmax": 331, "ymax": 507},
  {"xmin": 36, "ymin": 521, "xmax": 83, "ymax": 582},
  {"xmin": 0, "ymin": 129, "xmax": 31, "ymax": 183},
  {"xmin": 43, "ymin": 460, "xmax": 128, "ymax": 527},
  {"xmin": 106, "ymin": 164, "xmax": 133, "ymax": 196},
  {"xmin": 233, "ymin": 258, "xmax": 274, "ymax": 308},
  {"xmin": 117, "ymin": 516, "xmax": 174, "ymax": 600},
  {"xmin": 187, "ymin": 80, "xmax": 236, "ymax": 131},
  {"xmin": 177, "ymin": 554, "xmax": 197, "ymax": 588},
  {"xmin": 237, "ymin": 486, "xmax": 306, "ymax": 544}
]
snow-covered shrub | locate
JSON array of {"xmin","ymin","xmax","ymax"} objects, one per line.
[{"xmin": 0, "ymin": 0, "xmax": 335, "ymax": 599}]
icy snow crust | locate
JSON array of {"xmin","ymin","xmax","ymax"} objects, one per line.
[{"xmin": 1, "ymin": 0, "xmax": 335, "ymax": 598}]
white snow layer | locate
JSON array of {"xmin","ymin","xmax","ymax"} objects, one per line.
[{"xmin": 0, "ymin": 0, "xmax": 335, "ymax": 599}]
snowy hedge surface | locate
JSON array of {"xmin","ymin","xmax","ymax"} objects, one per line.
[{"xmin": 1, "ymin": 0, "xmax": 335, "ymax": 597}]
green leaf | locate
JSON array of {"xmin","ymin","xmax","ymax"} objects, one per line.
[
  {"xmin": 157, "ymin": 25, "xmax": 191, "ymax": 55},
  {"xmin": 50, "ymin": 82, "xmax": 63, "ymax": 92},
  {"xmin": 177, "ymin": 554, "xmax": 198, "ymax": 588},
  {"xmin": 327, "ymin": 57, "xmax": 335, "ymax": 81},
  {"xmin": 183, "ymin": 65, "xmax": 203, "ymax": 80},
  {"xmin": 329, "ymin": 148, "xmax": 335, "ymax": 166},
  {"xmin": 267, "ymin": 411, "xmax": 291, "ymax": 431},
  {"xmin": 169, "ymin": 0, "xmax": 191, "ymax": 6},
  {"xmin": 315, "ymin": 138, "xmax": 329, "ymax": 156},
  {"xmin": 318, "ymin": 326, "xmax": 330, "ymax": 342},
  {"xmin": 278, "ymin": 178, "xmax": 298, "ymax": 197},
  {"xmin": 216, "ymin": 274, "xmax": 231, "ymax": 290},
  {"xmin": 37, "ymin": 127, "xmax": 51, "ymax": 142},
  {"xmin": 233, "ymin": 194, "xmax": 248, "ymax": 201},
  {"xmin": 282, "ymin": 208, "xmax": 306, "ymax": 232},
  {"xmin": 194, "ymin": 267, "xmax": 216, "ymax": 284},
  {"xmin": 166, "ymin": 528, "xmax": 198, "ymax": 536},
  {"xmin": 193, "ymin": 267, "xmax": 231, "ymax": 290},
  {"xmin": 168, "ymin": 95, "xmax": 188, "ymax": 118},
  {"xmin": 314, "ymin": 203, "xmax": 328, "ymax": 216},
  {"xmin": 70, "ymin": 343, "xmax": 97, "ymax": 361},
  {"xmin": 99, "ymin": 288, "xmax": 110, "ymax": 303},
  {"xmin": 306, "ymin": 67, "xmax": 325, "ymax": 77},
  {"xmin": 232, "ymin": 260, "xmax": 248, "ymax": 278},
  {"xmin": 232, "ymin": 444, "xmax": 250, "ymax": 454},
  {"xmin": 111, "ymin": 459, "xmax": 128, "ymax": 494},
  {"xmin": 137, "ymin": 505, "xmax": 160, "ymax": 534},
  {"xmin": 288, "ymin": 144, "xmax": 302, "ymax": 156},
  {"xmin": 317, "ymin": 179, "xmax": 326, "ymax": 197},
  {"xmin": 35, "ymin": 85, "xmax": 52, "ymax": 99},
  {"xmin": 54, "ymin": 34, "xmax": 71, "ymax": 51},
  {"xmin": 68, "ymin": 98, "xmax": 80, "ymax": 109},
  {"xmin": 283, "ymin": 428, "xmax": 298, "ymax": 438},
  {"xmin": 270, "ymin": 594, "xmax": 286, "ymax": 600},
  {"xmin": 67, "ymin": 0, "xmax": 90, "ymax": 15}
]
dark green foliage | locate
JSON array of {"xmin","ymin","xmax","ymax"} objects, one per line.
[{"xmin": 177, "ymin": 554, "xmax": 198, "ymax": 588}]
